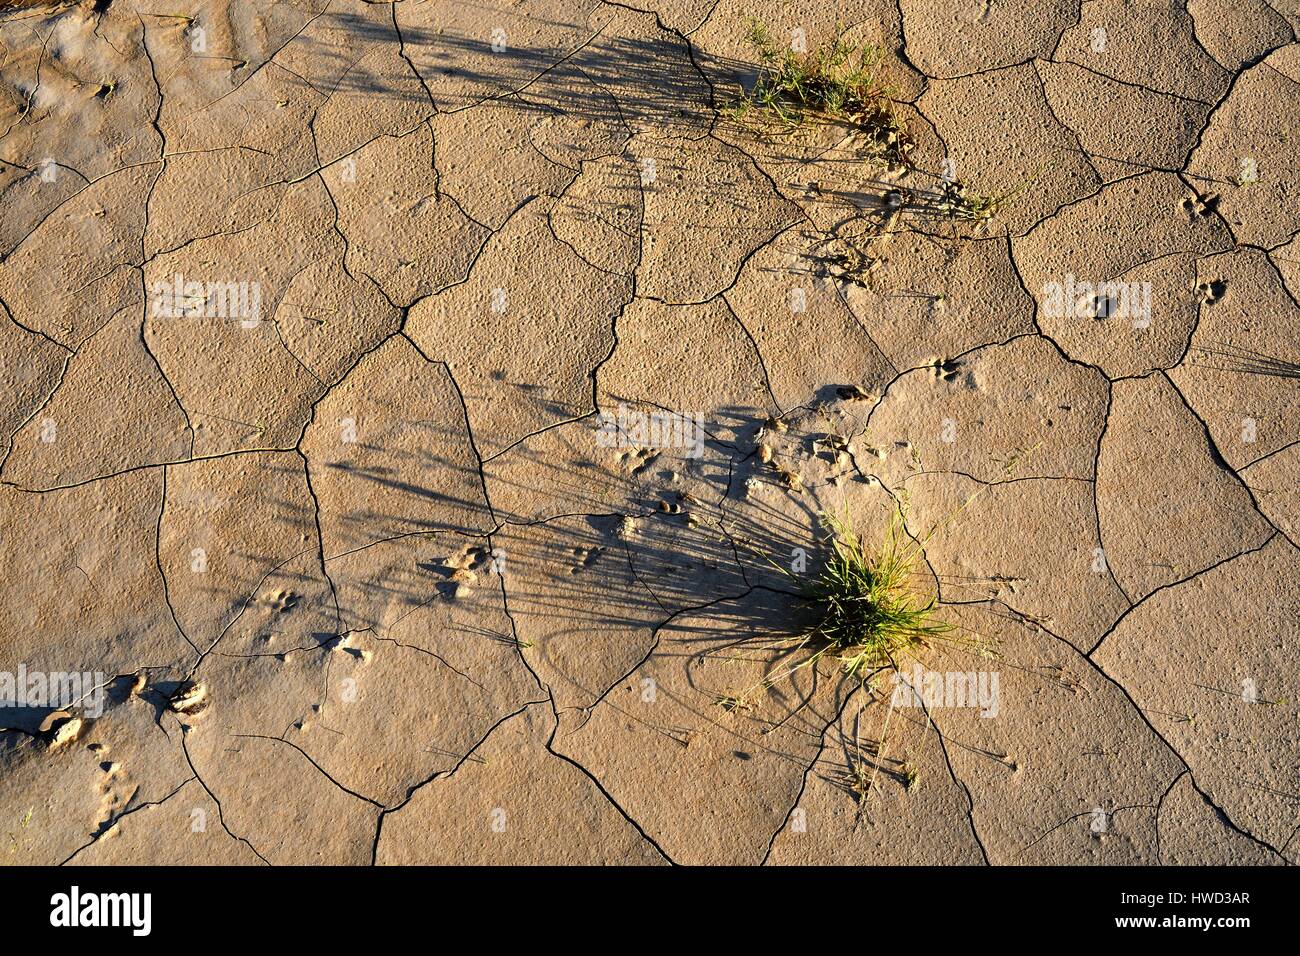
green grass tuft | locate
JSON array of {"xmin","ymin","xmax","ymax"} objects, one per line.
[
  {"xmin": 731, "ymin": 18, "xmax": 1035, "ymax": 231},
  {"xmin": 732, "ymin": 17, "xmax": 912, "ymax": 166},
  {"xmin": 930, "ymin": 177, "xmax": 1028, "ymax": 222},
  {"xmin": 797, "ymin": 509, "xmax": 951, "ymax": 679}
]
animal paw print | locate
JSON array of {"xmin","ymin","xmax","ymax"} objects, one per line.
[
  {"xmin": 931, "ymin": 358, "xmax": 962, "ymax": 382},
  {"xmin": 453, "ymin": 545, "xmax": 493, "ymax": 572},
  {"xmin": 434, "ymin": 545, "xmax": 494, "ymax": 597},
  {"xmin": 1197, "ymin": 279, "xmax": 1227, "ymax": 304},
  {"xmin": 91, "ymin": 756, "xmax": 132, "ymax": 838},
  {"xmin": 1083, "ymin": 291, "xmax": 1119, "ymax": 320},
  {"xmin": 1180, "ymin": 193, "xmax": 1219, "ymax": 219},
  {"xmin": 617, "ymin": 447, "xmax": 659, "ymax": 476},
  {"xmin": 266, "ymin": 589, "xmax": 300, "ymax": 613},
  {"xmin": 568, "ymin": 546, "xmax": 603, "ymax": 575}
]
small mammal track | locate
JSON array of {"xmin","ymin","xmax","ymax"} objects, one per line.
[
  {"xmin": 932, "ymin": 358, "xmax": 962, "ymax": 381},
  {"xmin": 91, "ymin": 753, "xmax": 135, "ymax": 838},
  {"xmin": 1180, "ymin": 194, "xmax": 1218, "ymax": 218},
  {"xmin": 434, "ymin": 544, "xmax": 494, "ymax": 597},
  {"xmin": 443, "ymin": 544, "xmax": 492, "ymax": 572},
  {"xmin": 569, "ymin": 546, "xmax": 603, "ymax": 574},
  {"xmin": 1197, "ymin": 279, "xmax": 1227, "ymax": 304},
  {"xmin": 618, "ymin": 447, "xmax": 659, "ymax": 476},
  {"xmin": 265, "ymin": 589, "xmax": 300, "ymax": 613},
  {"xmin": 168, "ymin": 681, "xmax": 208, "ymax": 718}
]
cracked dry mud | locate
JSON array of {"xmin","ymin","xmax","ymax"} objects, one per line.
[{"xmin": 0, "ymin": 0, "xmax": 1296, "ymax": 867}]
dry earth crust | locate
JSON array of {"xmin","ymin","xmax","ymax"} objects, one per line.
[{"xmin": 0, "ymin": 0, "xmax": 1296, "ymax": 866}]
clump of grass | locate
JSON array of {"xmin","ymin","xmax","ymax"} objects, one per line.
[
  {"xmin": 721, "ymin": 444, "xmax": 1033, "ymax": 714},
  {"xmin": 883, "ymin": 175, "xmax": 1032, "ymax": 224},
  {"xmin": 730, "ymin": 18, "xmax": 1033, "ymax": 240},
  {"xmin": 715, "ymin": 694, "xmax": 754, "ymax": 713},
  {"xmin": 899, "ymin": 761, "xmax": 920, "ymax": 791},
  {"xmin": 794, "ymin": 509, "xmax": 952, "ymax": 679},
  {"xmin": 732, "ymin": 17, "xmax": 912, "ymax": 166},
  {"xmin": 937, "ymin": 179, "xmax": 1001, "ymax": 221},
  {"xmin": 719, "ymin": 507, "xmax": 960, "ymax": 715},
  {"xmin": 929, "ymin": 176, "xmax": 1030, "ymax": 222},
  {"xmin": 834, "ymin": 750, "xmax": 875, "ymax": 803}
]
